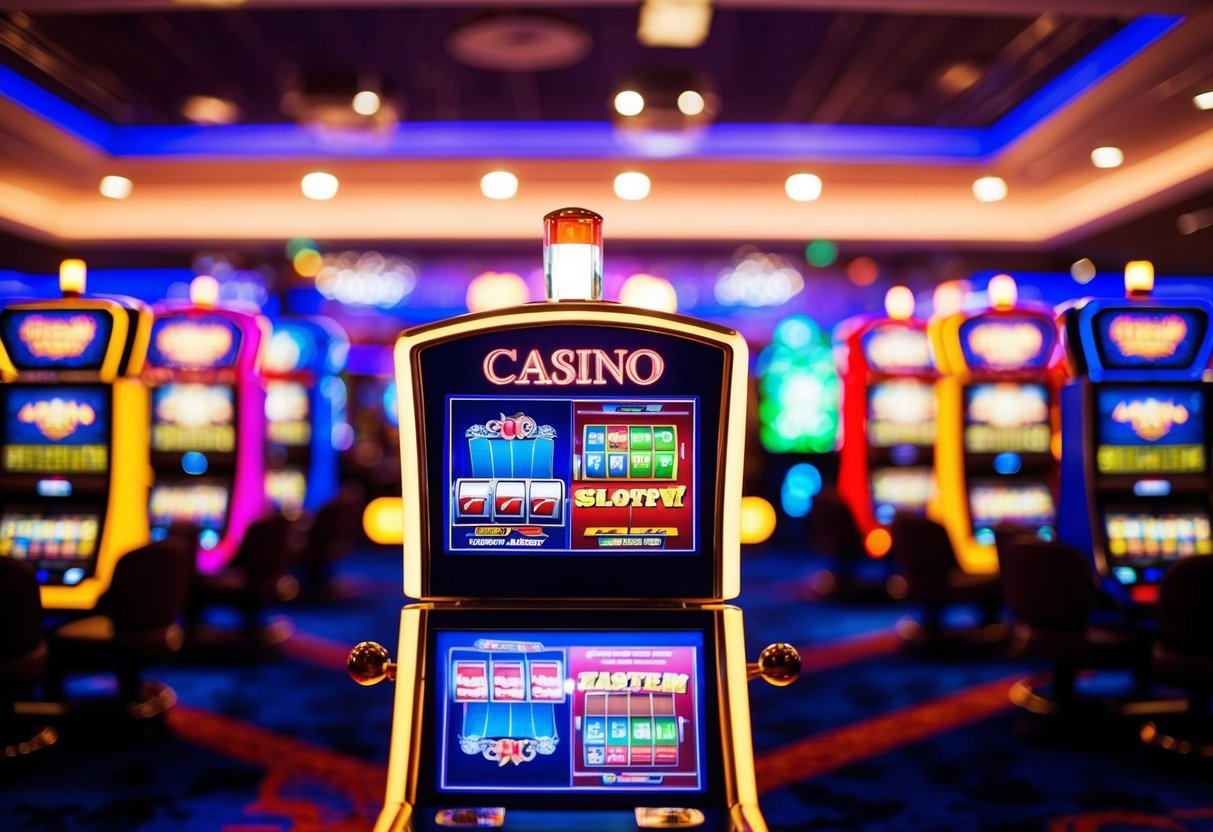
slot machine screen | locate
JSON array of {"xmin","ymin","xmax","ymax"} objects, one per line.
[
  {"xmin": 1103, "ymin": 509, "xmax": 1213, "ymax": 592},
  {"xmin": 866, "ymin": 380, "xmax": 935, "ymax": 448},
  {"xmin": 963, "ymin": 383, "xmax": 1051, "ymax": 455},
  {"xmin": 968, "ymin": 480, "xmax": 1056, "ymax": 541},
  {"xmin": 431, "ymin": 629, "xmax": 709, "ymax": 797},
  {"xmin": 266, "ymin": 381, "xmax": 312, "ymax": 446},
  {"xmin": 1095, "ymin": 385, "xmax": 1206, "ymax": 475},
  {"xmin": 149, "ymin": 481, "xmax": 230, "ymax": 550},
  {"xmin": 0, "ymin": 309, "xmax": 113, "ymax": 371},
  {"xmin": 151, "ymin": 383, "xmax": 236, "ymax": 454},
  {"xmin": 0, "ymin": 508, "xmax": 101, "ymax": 585},
  {"xmin": 266, "ymin": 467, "xmax": 307, "ymax": 513},
  {"xmin": 870, "ymin": 467, "xmax": 933, "ymax": 524},
  {"xmin": 0, "ymin": 384, "xmax": 110, "ymax": 474}
]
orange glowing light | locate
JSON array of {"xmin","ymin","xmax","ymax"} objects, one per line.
[
  {"xmin": 967, "ymin": 322, "xmax": 1043, "ymax": 367},
  {"xmin": 18, "ymin": 314, "xmax": 98, "ymax": 359},
  {"xmin": 1112, "ymin": 398, "xmax": 1188, "ymax": 442},
  {"xmin": 884, "ymin": 286, "xmax": 915, "ymax": 321},
  {"xmin": 865, "ymin": 528, "xmax": 892, "ymax": 558},
  {"xmin": 154, "ymin": 322, "xmax": 234, "ymax": 368},
  {"xmin": 17, "ymin": 398, "xmax": 96, "ymax": 441},
  {"xmin": 59, "ymin": 259, "xmax": 87, "ymax": 295},
  {"xmin": 1124, "ymin": 260, "xmax": 1154, "ymax": 295},
  {"xmin": 987, "ymin": 274, "xmax": 1018, "ymax": 310},
  {"xmin": 1108, "ymin": 314, "xmax": 1187, "ymax": 359},
  {"xmin": 363, "ymin": 497, "xmax": 404, "ymax": 545}
]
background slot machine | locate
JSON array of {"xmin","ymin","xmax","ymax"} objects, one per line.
[
  {"xmin": 1059, "ymin": 265, "xmax": 1213, "ymax": 606},
  {"xmin": 928, "ymin": 275, "xmax": 1064, "ymax": 574},
  {"xmin": 263, "ymin": 315, "xmax": 350, "ymax": 516},
  {"xmin": 347, "ymin": 208, "xmax": 799, "ymax": 832},
  {"xmin": 143, "ymin": 276, "xmax": 269, "ymax": 574},
  {"xmin": 0, "ymin": 262, "xmax": 152, "ymax": 610},
  {"xmin": 834, "ymin": 286, "xmax": 937, "ymax": 557}
]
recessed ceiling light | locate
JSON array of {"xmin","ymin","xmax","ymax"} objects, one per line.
[
  {"xmin": 677, "ymin": 90, "xmax": 705, "ymax": 116},
  {"xmin": 301, "ymin": 171, "xmax": 339, "ymax": 201},
  {"xmin": 99, "ymin": 175, "xmax": 132, "ymax": 200},
  {"xmin": 785, "ymin": 173, "xmax": 823, "ymax": 202},
  {"xmin": 614, "ymin": 171, "xmax": 651, "ymax": 200},
  {"xmin": 181, "ymin": 95, "xmax": 239, "ymax": 125},
  {"xmin": 972, "ymin": 175, "xmax": 1007, "ymax": 203},
  {"xmin": 614, "ymin": 90, "xmax": 645, "ymax": 117},
  {"xmin": 1070, "ymin": 257, "xmax": 1097, "ymax": 284},
  {"xmin": 1090, "ymin": 146, "xmax": 1124, "ymax": 168},
  {"xmin": 480, "ymin": 171, "xmax": 519, "ymax": 200},
  {"xmin": 351, "ymin": 90, "xmax": 381, "ymax": 116},
  {"xmin": 1194, "ymin": 91, "xmax": 1213, "ymax": 111}
]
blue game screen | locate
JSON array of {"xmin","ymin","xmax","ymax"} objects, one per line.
[
  {"xmin": 147, "ymin": 315, "xmax": 242, "ymax": 369},
  {"xmin": 1092, "ymin": 308, "xmax": 1207, "ymax": 371},
  {"xmin": 1, "ymin": 385, "xmax": 110, "ymax": 474},
  {"xmin": 0, "ymin": 309, "xmax": 113, "ymax": 371},
  {"xmin": 1096, "ymin": 385, "xmax": 1206, "ymax": 475},
  {"xmin": 435, "ymin": 629, "xmax": 707, "ymax": 795}
]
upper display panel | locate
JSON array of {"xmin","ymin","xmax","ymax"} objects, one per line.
[
  {"xmin": 1092, "ymin": 308, "xmax": 1208, "ymax": 371},
  {"xmin": 0, "ymin": 309, "xmax": 114, "ymax": 372},
  {"xmin": 146, "ymin": 315, "xmax": 242, "ymax": 370}
]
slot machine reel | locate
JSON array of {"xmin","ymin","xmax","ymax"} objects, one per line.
[
  {"xmin": 347, "ymin": 641, "xmax": 396, "ymax": 685},
  {"xmin": 746, "ymin": 642, "xmax": 801, "ymax": 687}
]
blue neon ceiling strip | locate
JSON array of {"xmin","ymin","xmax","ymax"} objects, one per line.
[{"xmin": 0, "ymin": 15, "xmax": 1181, "ymax": 163}]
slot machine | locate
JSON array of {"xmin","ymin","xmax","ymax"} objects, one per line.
[
  {"xmin": 347, "ymin": 208, "xmax": 800, "ymax": 832},
  {"xmin": 263, "ymin": 316, "xmax": 350, "ymax": 516},
  {"xmin": 143, "ymin": 276, "xmax": 269, "ymax": 574},
  {"xmin": 0, "ymin": 262, "xmax": 152, "ymax": 609},
  {"xmin": 928, "ymin": 275, "xmax": 1064, "ymax": 574},
  {"xmin": 834, "ymin": 286, "xmax": 936, "ymax": 557},
  {"xmin": 1059, "ymin": 265, "xmax": 1213, "ymax": 605}
]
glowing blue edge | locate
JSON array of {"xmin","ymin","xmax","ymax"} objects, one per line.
[{"xmin": 0, "ymin": 16, "xmax": 1180, "ymax": 163}]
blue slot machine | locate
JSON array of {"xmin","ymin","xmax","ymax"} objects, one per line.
[
  {"xmin": 263, "ymin": 316, "xmax": 350, "ymax": 516},
  {"xmin": 1059, "ymin": 266, "xmax": 1213, "ymax": 605},
  {"xmin": 346, "ymin": 208, "xmax": 799, "ymax": 832}
]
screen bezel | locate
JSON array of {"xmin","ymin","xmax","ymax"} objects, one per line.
[{"xmin": 415, "ymin": 607, "xmax": 726, "ymax": 810}]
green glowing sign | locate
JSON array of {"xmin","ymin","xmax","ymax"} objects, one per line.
[{"xmin": 757, "ymin": 314, "xmax": 840, "ymax": 453}]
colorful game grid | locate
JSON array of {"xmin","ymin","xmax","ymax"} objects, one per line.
[{"xmin": 581, "ymin": 424, "xmax": 677, "ymax": 480}]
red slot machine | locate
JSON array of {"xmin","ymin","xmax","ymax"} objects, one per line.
[
  {"xmin": 347, "ymin": 208, "xmax": 800, "ymax": 832},
  {"xmin": 834, "ymin": 286, "xmax": 936, "ymax": 558}
]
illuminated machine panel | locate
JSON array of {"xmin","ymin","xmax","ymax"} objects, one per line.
[
  {"xmin": 0, "ymin": 508, "xmax": 101, "ymax": 586},
  {"xmin": 1095, "ymin": 385, "xmax": 1206, "ymax": 475},
  {"xmin": 431, "ymin": 627, "xmax": 710, "ymax": 797},
  {"xmin": 265, "ymin": 380, "xmax": 311, "ymax": 447},
  {"xmin": 152, "ymin": 383, "xmax": 237, "ymax": 454},
  {"xmin": 266, "ymin": 467, "xmax": 307, "ymax": 513},
  {"xmin": 958, "ymin": 314, "xmax": 1054, "ymax": 371},
  {"xmin": 0, "ymin": 384, "xmax": 110, "ymax": 474},
  {"xmin": 866, "ymin": 379, "xmax": 935, "ymax": 448},
  {"xmin": 871, "ymin": 467, "xmax": 933, "ymax": 523},
  {"xmin": 447, "ymin": 398, "xmax": 696, "ymax": 554},
  {"xmin": 0, "ymin": 308, "xmax": 114, "ymax": 371},
  {"xmin": 860, "ymin": 323, "xmax": 932, "ymax": 373},
  {"xmin": 146, "ymin": 315, "xmax": 242, "ymax": 370},
  {"xmin": 963, "ymin": 382, "xmax": 1051, "ymax": 455},
  {"xmin": 1092, "ymin": 308, "xmax": 1208, "ymax": 371},
  {"xmin": 1103, "ymin": 509, "xmax": 1213, "ymax": 599},
  {"xmin": 149, "ymin": 481, "xmax": 230, "ymax": 550},
  {"xmin": 968, "ymin": 480, "xmax": 1056, "ymax": 535}
]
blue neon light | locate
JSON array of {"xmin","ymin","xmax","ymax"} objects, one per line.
[
  {"xmin": 181, "ymin": 451, "xmax": 209, "ymax": 476},
  {"xmin": 993, "ymin": 453, "xmax": 1022, "ymax": 475},
  {"xmin": 0, "ymin": 16, "xmax": 1181, "ymax": 164}
]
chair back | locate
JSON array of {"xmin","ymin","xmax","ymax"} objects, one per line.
[
  {"xmin": 992, "ymin": 522, "xmax": 1037, "ymax": 575},
  {"xmin": 1157, "ymin": 556, "xmax": 1213, "ymax": 658},
  {"xmin": 102, "ymin": 537, "xmax": 194, "ymax": 631},
  {"xmin": 0, "ymin": 558, "xmax": 44, "ymax": 662},
  {"xmin": 302, "ymin": 481, "xmax": 364, "ymax": 563},
  {"xmin": 1000, "ymin": 538, "xmax": 1094, "ymax": 631},
  {"xmin": 889, "ymin": 513, "xmax": 959, "ymax": 583},
  {"xmin": 806, "ymin": 487, "xmax": 865, "ymax": 561},
  {"xmin": 233, "ymin": 512, "xmax": 300, "ymax": 581}
]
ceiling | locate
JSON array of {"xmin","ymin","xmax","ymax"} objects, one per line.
[{"xmin": 0, "ymin": 0, "xmax": 1210, "ymax": 262}]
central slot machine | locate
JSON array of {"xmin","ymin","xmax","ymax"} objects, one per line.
[
  {"xmin": 143, "ymin": 277, "xmax": 269, "ymax": 573},
  {"xmin": 834, "ymin": 286, "xmax": 936, "ymax": 557},
  {"xmin": 0, "ymin": 263, "xmax": 152, "ymax": 609},
  {"xmin": 347, "ymin": 208, "xmax": 799, "ymax": 832},
  {"xmin": 1058, "ymin": 266, "xmax": 1213, "ymax": 605},
  {"xmin": 929, "ymin": 275, "xmax": 1064, "ymax": 574},
  {"xmin": 263, "ymin": 315, "xmax": 349, "ymax": 516}
]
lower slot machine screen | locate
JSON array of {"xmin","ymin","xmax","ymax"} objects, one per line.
[
  {"xmin": 0, "ymin": 384, "xmax": 110, "ymax": 474},
  {"xmin": 0, "ymin": 508, "xmax": 101, "ymax": 585},
  {"xmin": 963, "ymin": 382, "xmax": 1051, "ymax": 455},
  {"xmin": 265, "ymin": 381, "xmax": 312, "ymax": 447},
  {"xmin": 1104, "ymin": 509, "xmax": 1213, "ymax": 571},
  {"xmin": 149, "ymin": 481, "xmax": 230, "ymax": 550},
  {"xmin": 152, "ymin": 383, "xmax": 237, "ymax": 454},
  {"xmin": 870, "ymin": 467, "xmax": 933, "ymax": 524},
  {"xmin": 1095, "ymin": 385, "xmax": 1206, "ymax": 475},
  {"xmin": 968, "ymin": 480, "xmax": 1056, "ymax": 543},
  {"xmin": 266, "ymin": 467, "xmax": 307, "ymax": 513},
  {"xmin": 866, "ymin": 379, "xmax": 936, "ymax": 448},
  {"xmin": 433, "ymin": 629, "xmax": 708, "ymax": 797}
]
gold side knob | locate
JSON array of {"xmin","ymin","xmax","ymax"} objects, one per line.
[
  {"xmin": 746, "ymin": 643, "xmax": 801, "ymax": 687},
  {"xmin": 348, "ymin": 641, "xmax": 397, "ymax": 686}
]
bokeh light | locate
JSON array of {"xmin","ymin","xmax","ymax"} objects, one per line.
[
  {"xmin": 1070, "ymin": 257, "xmax": 1097, "ymax": 284},
  {"xmin": 932, "ymin": 281, "xmax": 966, "ymax": 317},
  {"xmin": 846, "ymin": 256, "xmax": 879, "ymax": 286},
  {"xmin": 740, "ymin": 496, "xmax": 778, "ymax": 545},
  {"xmin": 293, "ymin": 248, "xmax": 323, "ymax": 277},
  {"xmin": 785, "ymin": 173, "xmax": 823, "ymax": 202},
  {"xmin": 613, "ymin": 90, "xmax": 645, "ymax": 116},
  {"xmin": 619, "ymin": 273, "xmax": 677, "ymax": 313},
  {"xmin": 805, "ymin": 239, "xmax": 838, "ymax": 268},
  {"xmin": 781, "ymin": 463, "xmax": 823, "ymax": 518},
  {"xmin": 757, "ymin": 315, "xmax": 840, "ymax": 453},
  {"xmin": 972, "ymin": 175, "xmax": 1008, "ymax": 203},
  {"xmin": 467, "ymin": 271, "xmax": 530, "ymax": 312},
  {"xmin": 363, "ymin": 497, "xmax": 404, "ymax": 545}
]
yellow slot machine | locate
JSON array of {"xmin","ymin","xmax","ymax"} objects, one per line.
[
  {"xmin": 928, "ymin": 275, "xmax": 1065, "ymax": 574},
  {"xmin": 347, "ymin": 208, "xmax": 800, "ymax": 832},
  {"xmin": 0, "ymin": 261, "xmax": 152, "ymax": 610}
]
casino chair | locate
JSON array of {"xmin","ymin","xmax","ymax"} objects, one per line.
[
  {"xmin": 1140, "ymin": 556, "xmax": 1213, "ymax": 756},
  {"xmin": 43, "ymin": 537, "xmax": 193, "ymax": 720},
  {"xmin": 1000, "ymin": 536, "xmax": 1162, "ymax": 720},
  {"xmin": 804, "ymin": 486, "xmax": 891, "ymax": 600},
  {"xmin": 296, "ymin": 481, "xmax": 367, "ymax": 602},
  {"xmin": 187, "ymin": 512, "xmax": 304, "ymax": 650},
  {"xmin": 887, "ymin": 512, "xmax": 1005, "ymax": 651},
  {"xmin": 0, "ymin": 558, "xmax": 58, "ymax": 761}
]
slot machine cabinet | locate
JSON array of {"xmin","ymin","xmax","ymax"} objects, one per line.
[
  {"xmin": 263, "ymin": 316, "xmax": 350, "ymax": 516},
  {"xmin": 928, "ymin": 275, "xmax": 1065, "ymax": 574},
  {"xmin": 142, "ymin": 277, "xmax": 270, "ymax": 574},
  {"xmin": 834, "ymin": 286, "xmax": 936, "ymax": 558},
  {"xmin": 1058, "ymin": 267, "xmax": 1213, "ymax": 606},
  {"xmin": 348, "ymin": 208, "xmax": 800, "ymax": 832},
  {"xmin": 0, "ymin": 265, "xmax": 152, "ymax": 610}
]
